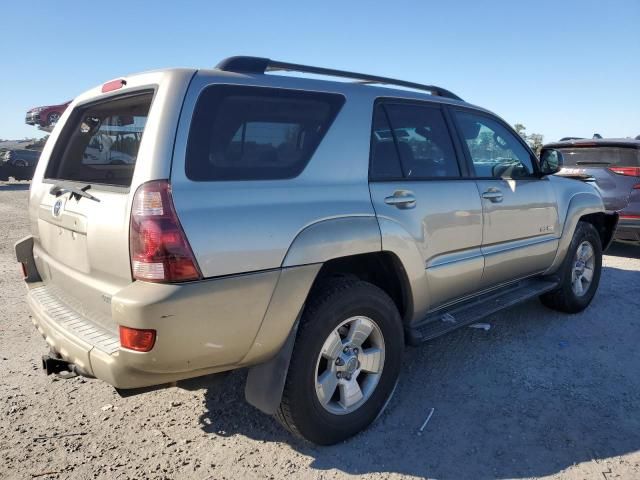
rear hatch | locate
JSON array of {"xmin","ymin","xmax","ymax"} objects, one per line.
[
  {"xmin": 553, "ymin": 145, "xmax": 640, "ymax": 211},
  {"xmin": 30, "ymin": 90, "xmax": 155, "ymax": 334}
]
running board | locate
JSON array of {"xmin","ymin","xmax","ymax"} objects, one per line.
[{"xmin": 407, "ymin": 278, "xmax": 558, "ymax": 345}]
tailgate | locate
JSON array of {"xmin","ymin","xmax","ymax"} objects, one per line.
[{"xmin": 30, "ymin": 91, "xmax": 155, "ymax": 333}]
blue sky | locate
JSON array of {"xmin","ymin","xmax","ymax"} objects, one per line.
[{"xmin": 1, "ymin": 0, "xmax": 638, "ymax": 142}]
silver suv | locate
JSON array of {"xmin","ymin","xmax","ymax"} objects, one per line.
[{"xmin": 15, "ymin": 57, "xmax": 617, "ymax": 445}]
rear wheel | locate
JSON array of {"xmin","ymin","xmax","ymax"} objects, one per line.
[
  {"xmin": 47, "ymin": 112, "xmax": 60, "ymax": 126},
  {"xmin": 276, "ymin": 279, "xmax": 404, "ymax": 445},
  {"xmin": 540, "ymin": 221, "xmax": 602, "ymax": 313}
]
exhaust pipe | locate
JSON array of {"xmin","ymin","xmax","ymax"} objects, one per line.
[{"xmin": 42, "ymin": 353, "xmax": 86, "ymax": 379}]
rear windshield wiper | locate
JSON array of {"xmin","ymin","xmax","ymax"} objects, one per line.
[
  {"xmin": 50, "ymin": 183, "xmax": 100, "ymax": 202},
  {"xmin": 575, "ymin": 161, "xmax": 611, "ymax": 166}
]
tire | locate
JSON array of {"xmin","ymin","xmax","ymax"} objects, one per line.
[
  {"xmin": 47, "ymin": 112, "xmax": 60, "ymax": 126},
  {"xmin": 540, "ymin": 221, "xmax": 602, "ymax": 313},
  {"xmin": 276, "ymin": 279, "xmax": 404, "ymax": 445}
]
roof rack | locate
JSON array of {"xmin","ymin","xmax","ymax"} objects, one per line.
[{"xmin": 215, "ymin": 56, "xmax": 463, "ymax": 102}]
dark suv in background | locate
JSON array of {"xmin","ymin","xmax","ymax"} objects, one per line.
[
  {"xmin": 0, "ymin": 149, "xmax": 40, "ymax": 181},
  {"xmin": 541, "ymin": 138, "xmax": 640, "ymax": 242}
]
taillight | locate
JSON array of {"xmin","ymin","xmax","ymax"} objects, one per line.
[
  {"xmin": 129, "ymin": 180, "xmax": 202, "ymax": 282},
  {"xmin": 119, "ymin": 326, "xmax": 156, "ymax": 352},
  {"xmin": 608, "ymin": 167, "xmax": 640, "ymax": 177}
]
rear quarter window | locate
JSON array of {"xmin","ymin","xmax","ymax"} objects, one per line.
[{"xmin": 185, "ymin": 85, "xmax": 345, "ymax": 181}]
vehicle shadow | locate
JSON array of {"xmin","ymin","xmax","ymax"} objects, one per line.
[
  {"xmin": 607, "ymin": 241, "xmax": 640, "ymax": 259},
  {"xmin": 198, "ymin": 265, "xmax": 640, "ymax": 479}
]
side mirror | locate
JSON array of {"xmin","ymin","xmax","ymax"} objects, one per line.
[{"xmin": 539, "ymin": 149, "xmax": 562, "ymax": 175}]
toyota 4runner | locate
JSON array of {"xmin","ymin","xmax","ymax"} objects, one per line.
[{"xmin": 15, "ymin": 57, "xmax": 618, "ymax": 445}]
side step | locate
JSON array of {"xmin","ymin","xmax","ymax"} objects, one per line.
[{"xmin": 407, "ymin": 278, "xmax": 558, "ymax": 345}]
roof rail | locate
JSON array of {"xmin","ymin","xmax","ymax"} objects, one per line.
[{"xmin": 215, "ymin": 56, "xmax": 463, "ymax": 101}]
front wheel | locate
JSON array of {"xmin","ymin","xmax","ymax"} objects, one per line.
[
  {"xmin": 276, "ymin": 279, "xmax": 404, "ymax": 445},
  {"xmin": 540, "ymin": 221, "xmax": 602, "ymax": 313}
]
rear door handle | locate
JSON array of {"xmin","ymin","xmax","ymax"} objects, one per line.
[
  {"xmin": 384, "ymin": 191, "xmax": 416, "ymax": 209},
  {"xmin": 482, "ymin": 189, "xmax": 503, "ymax": 203}
]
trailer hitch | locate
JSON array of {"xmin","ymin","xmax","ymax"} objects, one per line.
[{"xmin": 42, "ymin": 353, "xmax": 78, "ymax": 379}]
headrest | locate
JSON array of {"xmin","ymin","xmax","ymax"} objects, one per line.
[{"xmin": 459, "ymin": 118, "xmax": 481, "ymax": 140}]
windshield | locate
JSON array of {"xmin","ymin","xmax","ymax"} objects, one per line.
[
  {"xmin": 557, "ymin": 147, "xmax": 640, "ymax": 167},
  {"xmin": 45, "ymin": 92, "xmax": 153, "ymax": 187}
]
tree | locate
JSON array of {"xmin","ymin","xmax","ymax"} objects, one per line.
[
  {"xmin": 513, "ymin": 123, "xmax": 527, "ymax": 139},
  {"xmin": 527, "ymin": 133, "xmax": 544, "ymax": 155},
  {"xmin": 512, "ymin": 123, "xmax": 544, "ymax": 156}
]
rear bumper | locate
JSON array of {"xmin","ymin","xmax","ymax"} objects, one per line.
[
  {"xmin": 16, "ymin": 236, "xmax": 320, "ymax": 389},
  {"xmin": 615, "ymin": 217, "xmax": 640, "ymax": 242}
]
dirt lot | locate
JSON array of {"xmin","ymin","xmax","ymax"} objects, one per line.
[{"xmin": 1, "ymin": 182, "xmax": 639, "ymax": 480}]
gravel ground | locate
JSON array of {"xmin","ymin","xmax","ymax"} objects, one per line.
[{"xmin": 1, "ymin": 182, "xmax": 639, "ymax": 480}]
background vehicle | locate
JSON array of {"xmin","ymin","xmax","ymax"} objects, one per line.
[
  {"xmin": 3, "ymin": 148, "xmax": 40, "ymax": 167},
  {"xmin": 16, "ymin": 57, "xmax": 617, "ymax": 445},
  {"xmin": 0, "ymin": 149, "xmax": 39, "ymax": 180},
  {"xmin": 542, "ymin": 138, "xmax": 640, "ymax": 242},
  {"xmin": 25, "ymin": 101, "xmax": 71, "ymax": 128}
]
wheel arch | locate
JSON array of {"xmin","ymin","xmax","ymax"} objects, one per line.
[
  {"xmin": 308, "ymin": 250, "xmax": 413, "ymax": 324},
  {"xmin": 545, "ymin": 191, "xmax": 606, "ymax": 275}
]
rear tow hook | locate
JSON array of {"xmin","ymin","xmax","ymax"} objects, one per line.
[{"xmin": 42, "ymin": 353, "xmax": 79, "ymax": 379}]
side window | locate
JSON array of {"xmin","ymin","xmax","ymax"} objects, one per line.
[
  {"xmin": 370, "ymin": 105, "xmax": 403, "ymax": 180},
  {"xmin": 186, "ymin": 86, "xmax": 345, "ymax": 181},
  {"xmin": 384, "ymin": 104, "xmax": 460, "ymax": 178},
  {"xmin": 454, "ymin": 111, "xmax": 535, "ymax": 179}
]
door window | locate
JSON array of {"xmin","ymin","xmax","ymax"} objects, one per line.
[
  {"xmin": 369, "ymin": 105, "xmax": 403, "ymax": 180},
  {"xmin": 454, "ymin": 111, "xmax": 535, "ymax": 179},
  {"xmin": 370, "ymin": 102, "xmax": 460, "ymax": 180}
]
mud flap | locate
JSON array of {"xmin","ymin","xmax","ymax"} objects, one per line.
[
  {"xmin": 15, "ymin": 235, "xmax": 42, "ymax": 283},
  {"xmin": 244, "ymin": 313, "xmax": 301, "ymax": 415}
]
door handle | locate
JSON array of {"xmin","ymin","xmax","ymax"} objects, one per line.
[
  {"xmin": 384, "ymin": 191, "xmax": 416, "ymax": 209},
  {"xmin": 482, "ymin": 189, "xmax": 503, "ymax": 203}
]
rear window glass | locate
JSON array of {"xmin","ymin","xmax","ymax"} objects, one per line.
[
  {"xmin": 557, "ymin": 147, "xmax": 640, "ymax": 167},
  {"xmin": 186, "ymin": 85, "xmax": 345, "ymax": 181},
  {"xmin": 45, "ymin": 92, "xmax": 153, "ymax": 187}
]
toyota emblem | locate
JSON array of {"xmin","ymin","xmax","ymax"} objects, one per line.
[{"xmin": 52, "ymin": 199, "xmax": 64, "ymax": 218}]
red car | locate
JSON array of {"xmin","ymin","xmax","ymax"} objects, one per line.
[{"xmin": 25, "ymin": 101, "xmax": 71, "ymax": 128}]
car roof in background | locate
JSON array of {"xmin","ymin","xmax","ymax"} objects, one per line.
[{"xmin": 543, "ymin": 138, "xmax": 640, "ymax": 149}]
